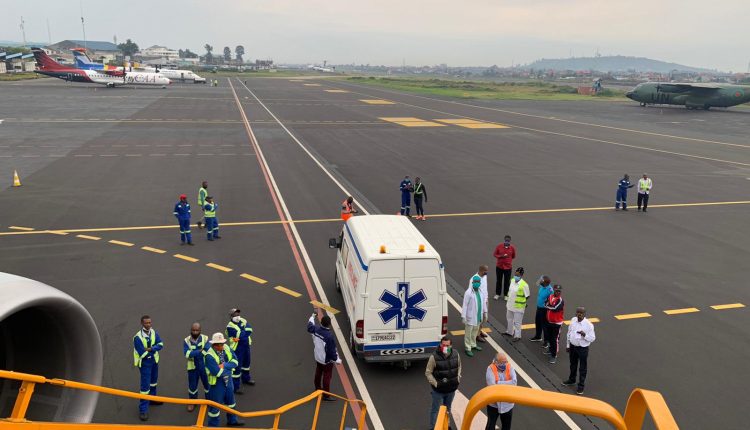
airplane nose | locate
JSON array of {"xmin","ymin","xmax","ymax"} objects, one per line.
[{"xmin": 625, "ymin": 91, "xmax": 634, "ymax": 99}]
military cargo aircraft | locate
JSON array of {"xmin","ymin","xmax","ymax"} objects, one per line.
[{"xmin": 626, "ymin": 82, "xmax": 750, "ymax": 110}]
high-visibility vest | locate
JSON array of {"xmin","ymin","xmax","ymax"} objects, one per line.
[
  {"xmin": 489, "ymin": 362, "xmax": 512, "ymax": 383},
  {"xmin": 184, "ymin": 334, "xmax": 209, "ymax": 371},
  {"xmin": 204, "ymin": 202, "xmax": 216, "ymax": 218},
  {"xmin": 205, "ymin": 347, "xmax": 236, "ymax": 386},
  {"xmin": 513, "ymin": 279, "xmax": 528, "ymax": 310},
  {"xmin": 341, "ymin": 200, "xmax": 353, "ymax": 220},
  {"xmin": 639, "ymin": 179, "xmax": 652, "ymax": 192},
  {"xmin": 414, "ymin": 183, "xmax": 424, "ymax": 196},
  {"xmin": 133, "ymin": 330, "xmax": 160, "ymax": 367},
  {"xmin": 226, "ymin": 317, "xmax": 251, "ymax": 350},
  {"xmin": 198, "ymin": 187, "xmax": 207, "ymax": 206}
]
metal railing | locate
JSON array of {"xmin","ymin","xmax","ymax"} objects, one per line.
[
  {"xmin": 0, "ymin": 369, "xmax": 367, "ymax": 429},
  {"xmin": 433, "ymin": 385, "xmax": 678, "ymax": 430}
]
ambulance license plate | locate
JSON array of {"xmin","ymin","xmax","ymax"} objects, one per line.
[{"xmin": 370, "ymin": 333, "xmax": 396, "ymax": 342}]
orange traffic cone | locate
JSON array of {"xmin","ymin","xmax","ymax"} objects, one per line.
[{"xmin": 12, "ymin": 170, "xmax": 21, "ymax": 187}]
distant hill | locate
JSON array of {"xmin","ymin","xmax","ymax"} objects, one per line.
[
  {"xmin": 0, "ymin": 40, "xmax": 48, "ymax": 49},
  {"xmin": 523, "ymin": 55, "xmax": 716, "ymax": 73}
]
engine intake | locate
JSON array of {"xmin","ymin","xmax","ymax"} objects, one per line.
[{"xmin": 0, "ymin": 272, "xmax": 102, "ymax": 422}]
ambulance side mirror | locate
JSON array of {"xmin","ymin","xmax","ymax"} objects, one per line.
[{"xmin": 328, "ymin": 238, "xmax": 340, "ymax": 249}]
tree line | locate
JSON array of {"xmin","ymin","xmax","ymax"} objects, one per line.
[{"xmin": 114, "ymin": 39, "xmax": 246, "ymax": 64}]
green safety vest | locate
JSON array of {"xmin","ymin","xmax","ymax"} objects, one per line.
[
  {"xmin": 198, "ymin": 188, "xmax": 208, "ymax": 206},
  {"xmin": 184, "ymin": 334, "xmax": 209, "ymax": 371},
  {"xmin": 205, "ymin": 347, "xmax": 236, "ymax": 386},
  {"xmin": 204, "ymin": 202, "xmax": 216, "ymax": 218},
  {"xmin": 226, "ymin": 318, "xmax": 252, "ymax": 350},
  {"xmin": 133, "ymin": 330, "xmax": 161, "ymax": 367},
  {"xmin": 513, "ymin": 279, "xmax": 529, "ymax": 310}
]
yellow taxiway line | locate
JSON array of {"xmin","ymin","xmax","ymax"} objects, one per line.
[{"xmin": 2, "ymin": 200, "xmax": 747, "ymax": 237}]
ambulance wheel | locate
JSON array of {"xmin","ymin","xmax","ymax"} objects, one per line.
[
  {"xmin": 335, "ymin": 272, "xmax": 341, "ymax": 292},
  {"xmin": 349, "ymin": 331, "xmax": 356, "ymax": 354}
]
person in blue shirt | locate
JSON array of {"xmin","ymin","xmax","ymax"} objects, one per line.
[
  {"xmin": 399, "ymin": 175, "xmax": 414, "ymax": 216},
  {"xmin": 615, "ymin": 174, "xmax": 634, "ymax": 211},
  {"xmin": 204, "ymin": 333, "xmax": 243, "ymax": 427},
  {"xmin": 133, "ymin": 315, "xmax": 164, "ymax": 421},
  {"xmin": 530, "ymin": 276, "xmax": 553, "ymax": 344},
  {"xmin": 173, "ymin": 194, "xmax": 193, "ymax": 245},
  {"xmin": 184, "ymin": 322, "xmax": 211, "ymax": 412}
]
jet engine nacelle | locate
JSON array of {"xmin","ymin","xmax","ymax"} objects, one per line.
[{"xmin": 0, "ymin": 272, "xmax": 102, "ymax": 423}]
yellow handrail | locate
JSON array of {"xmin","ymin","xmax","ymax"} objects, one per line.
[
  {"xmin": 0, "ymin": 369, "xmax": 367, "ymax": 429},
  {"xmin": 450, "ymin": 385, "xmax": 678, "ymax": 430}
]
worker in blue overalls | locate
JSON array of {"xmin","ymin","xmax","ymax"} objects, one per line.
[
  {"xmin": 204, "ymin": 332, "xmax": 243, "ymax": 427},
  {"xmin": 615, "ymin": 174, "xmax": 635, "ymax": 211},
  {"xmin": 133, "ymin": 315, "xmax": 164, "ymax": 422},
  {"xmin": 226, "ymin": 308, "xmax": 255, "ymax": 394},
  {"xmin": 204, "ymin": 196, "xmax": 221, "ymax": 241},
  {"xmin": 184, "ymin": 322, "xmax": 210, "ymax": 412},
  {"xmin": 399, "ymin": 175, "xmax": 414, "ymax": 216},
  {"xmin": 174, "ymin": 194, "xmax": 193, "ymax": 245}
]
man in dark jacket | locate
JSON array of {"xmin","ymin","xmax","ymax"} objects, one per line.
[
  {"xmin": 425, "ymin": 337, "xmax": 462, "ymax": 429},
  {"xmin": 307, "ymin": 312, "xmax": 341, "ymax": 401}
]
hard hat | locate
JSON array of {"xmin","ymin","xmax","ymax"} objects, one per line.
[
  {"xmin": 210, "ymin": 332, "xmax": 227, "ymax": 344},
  {"xmin": 179, "ymin": 194, "xmax": 187, "ymax": 200}
]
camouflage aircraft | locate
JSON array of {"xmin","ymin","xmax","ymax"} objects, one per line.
[{"xmin": 626, "ymin": 82, "xmax": 750, "ymax": 110}]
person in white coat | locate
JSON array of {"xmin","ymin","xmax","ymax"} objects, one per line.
[
  {"xmin": 502, "ymin": 267, "xmax": 530, "ymax": 342},
  {"xmin": 462, "ymin": 275, "xmax": 487, "ymax": 357}
]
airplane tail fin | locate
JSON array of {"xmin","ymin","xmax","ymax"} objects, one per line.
[
  {"xmin": 72, "ymin": 49, "xmax": 96, "ymax": 64},
  {"xmin": 32, "ymin": 48, "xmax": 63, "ymax": 70}
]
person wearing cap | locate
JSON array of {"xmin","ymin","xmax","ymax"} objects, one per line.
[
  {"xmin": 399, "ymin": 175, "xmax": 414, "ymax": 216},
  {"xmin": 133, "ymin": 315, "xmax": 164, "ymax": 422},
  {"xmin": 563, "ymin": 307, "xmax": 596, "ymax": 395},
  {"xmin": 493, "ymin": 235, "xmax": 516, "ymax": 300},
  {"xmin": 484, "ymin": 352, "xmax": 517, "ymax": 430},
  {"xmin": 471, "ymin": 265, "xmax": 490, "ymax": 343},
  {"xmin": 413, "ymin": 177, "xmax": 428, "ymax": 220},
  {"xmin": 502, "ymin": 267, "xmax": 530, "ymax": 342},
  {"xmin": 184, "ymin": 322, "xmax": 210, "ymax": 412},
  {"xmin": 340, "ymin": 196, "xmax": 358, "ymax": 221},
  {"xmin": 204, "ymin": 332, "xmax": 244, "ymax": 427},
  {"xmin": 637, "ymin": 173, "xmax": 653, "ymax": 212},
  {"xmin": 461, "ymin": 274, "xmax": 487, "ymax": 357},
  {"xmin": 615, "ymin": 174, "xmax": 635, "ymax": 211},
  {"xmin": 307, "ymin": 311, "xmax": 342, "ymax": 401},
  {"xmin": 226, "ymin": 309, "xmax": 255, "ymax": 393},
  {"xmin": 543, "ymin": 285, "xmax": 565, "ymax": 364},
  {"xmin": 173, "ymin": 194, "xmax": 193, "ymax": 246},
  {"xmin": 530, "ymin": 276, "xmax": 553, "ymax": 343},
  {"xmin": 197, "ymin": 181, "xmax": 208, "ymax": 229},
  {"xmin": 204, "ymin": 196, "xmax": 221, "ymax": 241}
]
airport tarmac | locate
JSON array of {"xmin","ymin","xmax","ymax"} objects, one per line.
[{"xmin": 1, "ymin": 77, "xmax": 748, "ymax": 430}]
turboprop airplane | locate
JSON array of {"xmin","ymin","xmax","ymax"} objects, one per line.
[
  {"xmin": 72, "ymin": 50, "xmax": 205, "ymax": 83},
  {"xmin": 626, "ymin": 82, "xmax": 750, "ymax": 110},
  {"xmin": 32, "ymin": 48, "xmax": 170, "ymax": 88}
]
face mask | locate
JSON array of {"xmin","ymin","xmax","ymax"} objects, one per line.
[
  {"xmin": 504, "ymin": 241, "xmax": 510, "ymax": 247},
  {"xmin": 232, "ymin": 316, "xmax": 240, "ymax": 323},
  {"xmin": 442, "ymin": 346, "xmax": 451, "ymax": 355},
  {"xmin": 472, "ymin": 284, "xmax": 480, "ymax": 290},
  {"xmin": 499, "ymin": 363, "xmax": 507, "ymax": 372},
  {"xmin": 514, "ymin": 276, "xmax": 521, "ymax": 282}
]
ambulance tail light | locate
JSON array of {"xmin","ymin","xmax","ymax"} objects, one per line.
[
  {"xmin": 355, "ymin": 320, "xmax": 364, "ymax": 338},
  {"xmin": 441, "ymin": 316, "xmax": 448, "ymax": 335}
]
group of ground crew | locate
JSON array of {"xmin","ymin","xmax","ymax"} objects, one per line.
[
  {"xmin": 615, "ymin": 173, "xmax": 653, "ymax": 211},
  {"xmin": 133, "ymin": 309, "xmax": 255, "ymax": 427},
  {"xmin": 173, "ymin": 181, "xmax": 220, "ymax": 244}
]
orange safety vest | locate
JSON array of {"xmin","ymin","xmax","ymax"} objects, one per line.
[
  {"xmin": 341, "ymin": 200, "xmax": 353, "ymax": 221},
  {"xmin": 489, "ymin": 362, "xmax": 512, "ymax": 384}
]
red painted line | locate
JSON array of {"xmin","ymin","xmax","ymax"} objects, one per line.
[{"xmin": 228, "ymin": 79, "xmax": 365, "ymax": 425}]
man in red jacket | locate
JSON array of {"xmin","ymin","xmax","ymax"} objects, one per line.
[
  {"xmin": 543, "ymin": 285, "xmax": 565, "ymax": 364},
  {"xmin": 493, "ymin": 235, "xmax": 516, "ymax": 300}
]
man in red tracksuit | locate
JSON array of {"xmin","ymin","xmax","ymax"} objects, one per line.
[
  {"xmin": 493, "ymin": 235, "xmax": 516, "ymax": 301},
  {"xmin": 543, "ymin": 285, "xmax": 565, "ymax": 364}
]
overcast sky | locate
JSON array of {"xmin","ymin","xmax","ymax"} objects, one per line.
[{"xmin": 4, "ymin": 0, "xmax": 749, "ymax": 71}]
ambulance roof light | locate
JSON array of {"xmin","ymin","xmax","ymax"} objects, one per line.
[
  {"xmin": 379, "ymin": 245, "xmax": 387, "ymax": 254},
  {"xmin": 418, "ymin": 244, "xmax": 425, "ymax": 253}
]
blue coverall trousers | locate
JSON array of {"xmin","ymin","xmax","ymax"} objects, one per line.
[
  {"xmin": 615, "ymin": 189, "xmax": 628, "ymax": 209},
  {"xmin": 188, "ymin": 366, "xmax": 209, "ymax": 399},
  {"xmin": 400, "ymin": 192, "xmax": 411, "ymax": 216},
  {"xmin": 207, "ymin": 379, "xmax": 239, "ymax": 427},
  {"xmin": 232, "ymin": 344, "xmax": 252, "ymax": 390},
  {"xmin": 205, "ymin": 217, "xmax": 219, "ymax": 239},
  {"xmin": 178, "ymin": 219, "xmax": 192, "ymax": 243},
  {"xmin": 138, "ymin": 361, "xmax": 159, "ymax": 414}
]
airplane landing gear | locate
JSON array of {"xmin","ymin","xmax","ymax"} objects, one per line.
[{"xmin": 640, "ymin": 102, "xmax": 646, "ymax": 107}]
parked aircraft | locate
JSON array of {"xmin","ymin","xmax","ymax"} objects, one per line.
[
  {"xmin": 626, "ymin": 82, "xmax": 750, "ymax": 110},
  {"xmin": 72, "ymin": 50, "xmax": 205, "ymax": 83}
]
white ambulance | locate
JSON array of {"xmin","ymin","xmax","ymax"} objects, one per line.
[{"xmin": 329, "ymin": 215, "xmax": 448, "ymax": 363}]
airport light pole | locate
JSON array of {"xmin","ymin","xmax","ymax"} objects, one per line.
[{"xmin": 20, "ymin": 17, "xmax": 27, "ymax": 49}]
